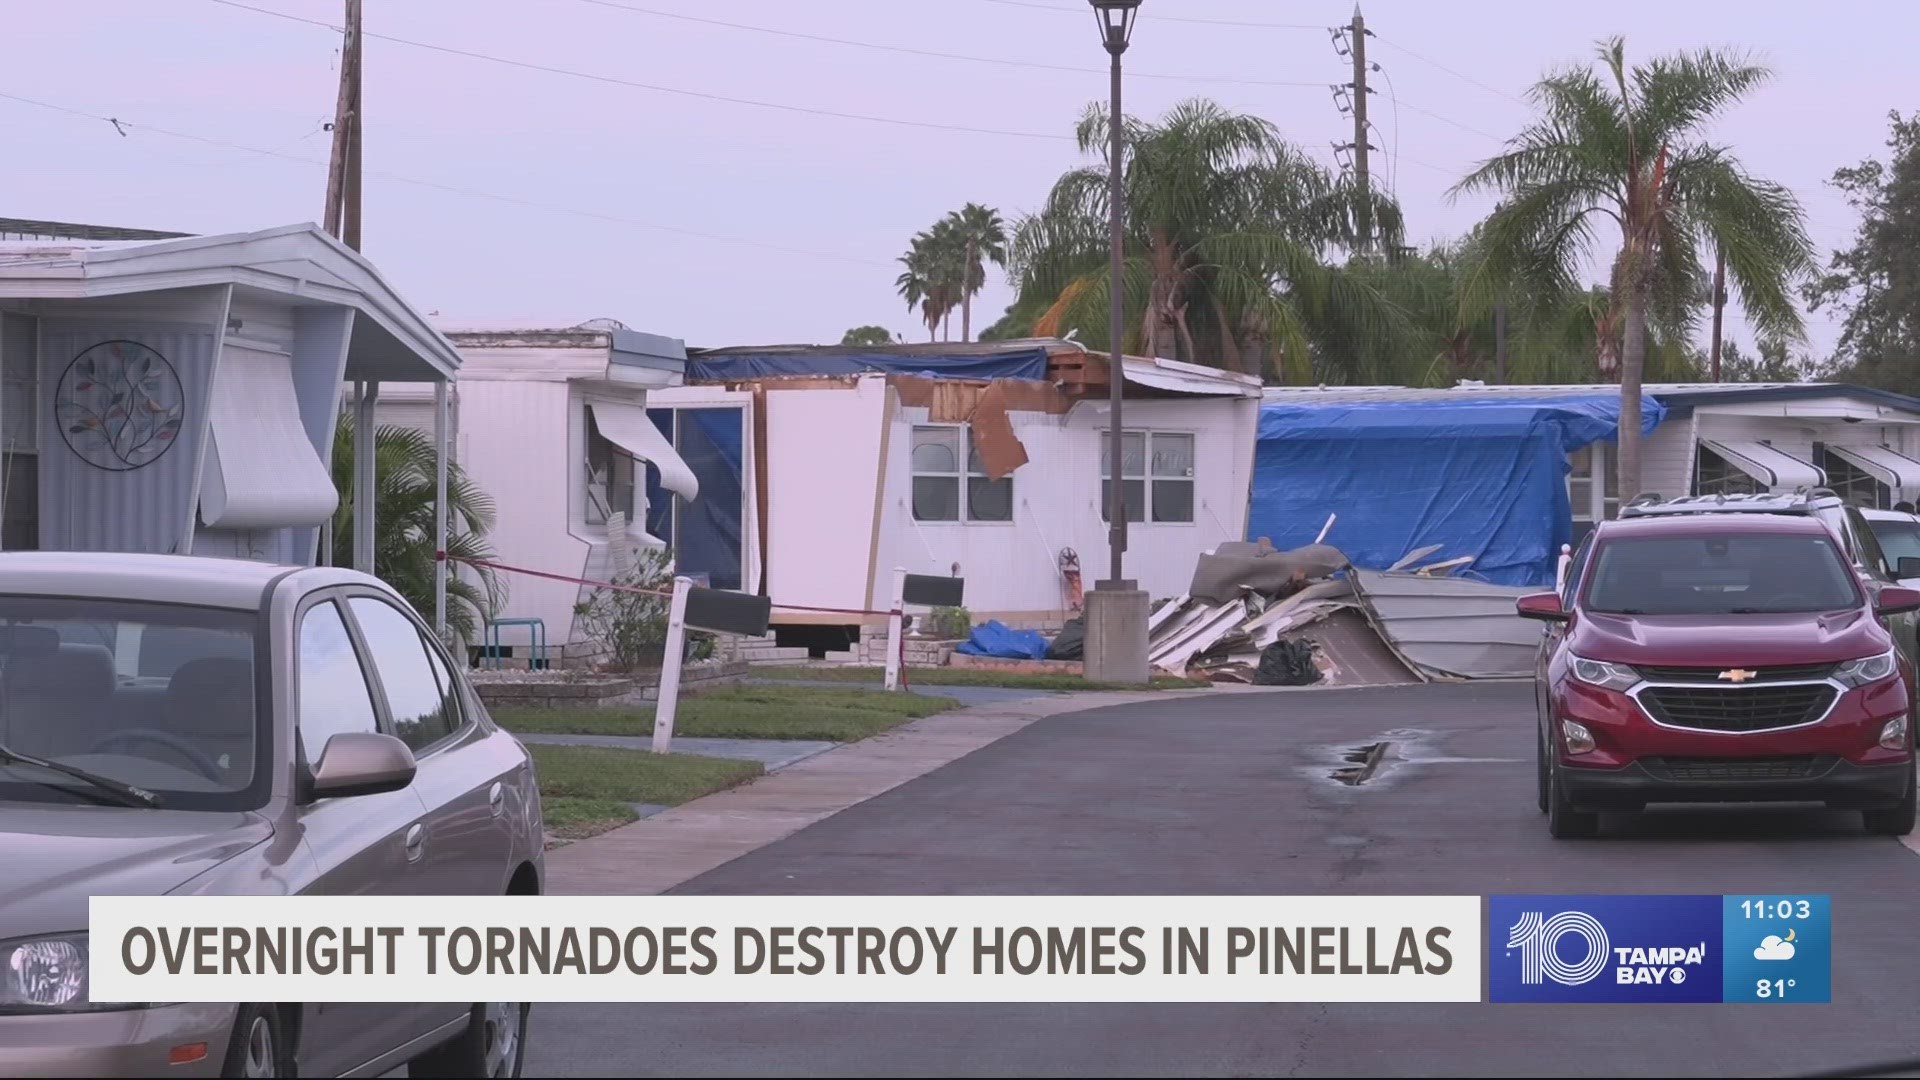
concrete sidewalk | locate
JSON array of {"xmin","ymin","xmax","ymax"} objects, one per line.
[{"xmin": 543, "ymin": 689, "xmax": 1173, "ymax": 895}]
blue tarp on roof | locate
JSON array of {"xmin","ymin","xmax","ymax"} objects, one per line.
[
  {"xmin": 689, "ymin": 348, "xmax": 1049, "ymax": 382},
  {"xmin": 1247, "ymin": 394, "xmax": 1667, "ymax": 587}
]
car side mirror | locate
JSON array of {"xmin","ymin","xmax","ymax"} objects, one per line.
[
  {"xmin": 1877, "ymin": 585, "xmax": 1920, "ymax": 617},
  {"xmin": 308, "ymin": 732, "xmax": 417, "ymax": 801},
  {"xmin": 1898, "ymin": 557, "xmax": 1920, "ymax": 580},
  {"xmin": 1515, "ymin": 592, "xmax": 1569, "ymax": 622}
]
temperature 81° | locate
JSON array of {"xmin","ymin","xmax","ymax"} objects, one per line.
[{"xmin": 1756, "ymin": 978, "xmax": 1797, "ymax": 999}]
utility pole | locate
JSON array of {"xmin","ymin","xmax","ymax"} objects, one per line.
[
  {"xmin": 1494, "ymin": 301, "xmax": 1508, "ymax": 384},
  {"xmin": 1349, "ymin": 5, "xmax": 1372, "ymax": 254},
  {"xmin": 322, "ymin": 0, "xmax": 363, "ymax": 250},
  {"xmin": 1709, "ymin": 246, "xmax": 1726, "ymax": 381}
]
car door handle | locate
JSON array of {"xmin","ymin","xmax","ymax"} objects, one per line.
[
  {"xmin": 488, "ymin": 782, "xmax": 505, "ymax": 817},
  {"xmin": 404, "ymin": 823, "xmax": 426, "ymax": 863}
]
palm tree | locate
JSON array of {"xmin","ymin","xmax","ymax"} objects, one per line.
[
  {"xmin": 895, "ymin": 226, "xmax": 963, "ymax": 341},
  {"xmin": 329, "ymin": 413, "xmax": 504, "ymax": 645},
  {"xmin": 1453, "ymin": 37, "xmax": 1814, "ymax": 498},
  {"xmin": 945, "ymin": 202, "xmax": 1009, "ymax": 342},
  {"xmin": 1008, "ymin": 98, "xmax": 1405, "ymax": 380}
]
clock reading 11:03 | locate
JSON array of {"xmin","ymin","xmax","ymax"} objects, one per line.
[{"xmin": 1740, "ymin": 899, "xmax": 1813, "ymax": 919}]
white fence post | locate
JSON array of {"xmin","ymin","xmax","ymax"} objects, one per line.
[
  {"xmin": 651, "ymin": 576, "xmax": 693, "ymax": 754},
  {"xmin": 884, "ymin": 565, "xmax": 907, "ymax": 692}
]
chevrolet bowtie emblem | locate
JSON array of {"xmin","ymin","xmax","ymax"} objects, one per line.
[{"xmin": 1719, "ymin": 668, "xmax": 1758, "ymax": 683}]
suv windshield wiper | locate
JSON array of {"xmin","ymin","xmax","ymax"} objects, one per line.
[{"xmin": 0, "ymin": 741, "xmax": 162, "ymax": 808}]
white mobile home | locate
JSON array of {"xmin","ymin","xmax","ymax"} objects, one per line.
[
  {"xmin": 376, "ymin": 319, "xmax": 707, "ymax": 656},
  {"xmin": 650, "ymin": 340, "xmax": 1262, "ymax": 645}
]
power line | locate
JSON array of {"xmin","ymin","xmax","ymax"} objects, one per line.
[
  {"xmin": 575, "ymin": 0, "xmax": 1329, "ymax": 88},
  {"xmin": 1371, "ymin": 34, "xmax": 1529, "ymax": 108},
  {"xmin": 977, "ymin": 0, "xmax": 1324, "ymax": 30},
  {"xmin": 0, "ymin": 89, "xmax": 897, "ymax": 268},
  {"xmin": 205, "ymin": 0, "xmax": 1070, "ymax": 142}
]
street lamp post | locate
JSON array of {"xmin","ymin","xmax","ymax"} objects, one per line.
[{"xmin": 1084, "ymin": 0, "xmax": 1149, "ymax": 685}]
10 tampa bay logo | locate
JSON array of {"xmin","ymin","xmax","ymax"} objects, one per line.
[{"xmin": 1489, "ymin": 896, "xmax": 1722, "ymax": 1002}]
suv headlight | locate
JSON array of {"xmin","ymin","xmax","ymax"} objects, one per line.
[
  {"xmin": 1570, "ymin": 656, "xmax": 1639, "ymax": 691},
  {"xmin": 0, "ymin": 933, "xmax": 130, "ymax": 1013},
  {"xmin": 1834, "ymin": 649, "xmax": 1899, "ymax": 689}
]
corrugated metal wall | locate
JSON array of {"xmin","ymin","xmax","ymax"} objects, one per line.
[{"xmin": 39, "ymin": 322, "xmax": 220, "ymax": 553}]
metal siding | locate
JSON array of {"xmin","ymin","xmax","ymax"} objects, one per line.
[
  {"xmin": 455, "ymin": 381, "xmax": 591, "ymax": 644},
  {"xmin": 39, "ymin": 322, "xmax": 219, "ymax": 553}
]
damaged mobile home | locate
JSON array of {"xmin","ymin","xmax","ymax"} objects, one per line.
[{"xmin": 649, "ymin": 339, "xmax": 1263, "ymax": 652}]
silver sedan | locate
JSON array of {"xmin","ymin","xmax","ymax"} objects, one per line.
[{"xmin": 0, "ymin": 553, "xmax": 544, "ymax": 1078}]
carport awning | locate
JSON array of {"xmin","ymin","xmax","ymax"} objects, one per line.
[
  {"xmin": 1699, "ymin": 439, "xmax": 1825, "ymax": 490},
  {"xmin": 589, "ymin": 401, "xmax": 698, "ymax": 499},
  {"xmin": 1826, "ymin": 443, "xmax": 1920, "ymax": 491}
]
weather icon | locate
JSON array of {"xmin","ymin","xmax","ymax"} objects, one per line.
[{"xmin": 1754, "ymin": 929, "xmax": 1797, "ymax": 961}]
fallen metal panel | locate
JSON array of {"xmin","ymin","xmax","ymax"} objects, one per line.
[
  {"xmin": 1295, "ymin": 608, "xmax": 1423, "ymax": 687},
  {"xmin": 1150, "ymin": 598, "xmax": 1248, "ymax": 673},
  {"xmin": 1349, "ymin": 569, "xmax": 1537, "ymax": 680}
]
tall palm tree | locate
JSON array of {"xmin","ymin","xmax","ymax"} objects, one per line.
[
  {"xmin": 1453, "ymin": 37, "xmax": 1814, "ymax": 498},
  {"xmin": 895, "ymin": 225, "xmax": 963, "ymax": 341},
  {"xmin": 946, "ymin": 202, "xmax": 1009, "ymax": 342},
  {"xmin": 329, "ymin": 414, "xmax": 504, "ymax": 645},
  {"xmin": 1009, "ymin": 98, "xmax": 1405, "ymax": 379}
]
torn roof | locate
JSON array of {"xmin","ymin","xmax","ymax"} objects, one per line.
[{"xmin": 688, "ymin": 338, "xmax": 1262, "ymax": 398}]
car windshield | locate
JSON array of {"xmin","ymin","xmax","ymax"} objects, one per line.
[
  {"xmin": 0, "ymin": 596, "xmax": 261, "ymax": 810},
  {"xmin": 1585, "ymin": 532, "xmax": 1861, "ymax": 615},
  {"xmin": 1869, "ymin": 518, "xmax": 1920, "ymax": 572}
]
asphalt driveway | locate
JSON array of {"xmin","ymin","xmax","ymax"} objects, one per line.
[{"xmin": 528, "ymin": 682, "xmax": 1920, "ymax": 1077}]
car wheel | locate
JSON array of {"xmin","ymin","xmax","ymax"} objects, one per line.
[
  {"xmin": 1536, "ymin": 723, "xmax": 1550, "ymax": 814},
  {"xmin": 1863, "ymin": 755, "xmax": 1918, "ymax": 837},
  {"xmin": 1546, "ymin": 758, "xmax": 1600, "ymax": 839},
  {"xmin": 408, "ymin": 1002, "xmax": 529, "ymax": 1079},
  {"xmin": 220, "ymin": 1004, "xmax": 291, "ymax": 1078}
]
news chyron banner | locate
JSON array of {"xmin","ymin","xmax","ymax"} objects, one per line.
[
  {"xmin": 1488, "ymin": 894, "xmax": 1831, "ymax": 1003},
  {"xmin": 90, "ymin": 896, "xmax": 1480, "ymax": 1004},
  {"xmin": 88, "ymin": 894, "xmax": 1831, "ymax": 1004}
]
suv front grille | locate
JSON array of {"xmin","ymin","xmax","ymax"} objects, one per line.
[
  {"xmin": 1637, "ymin": 684, "xmax": 1836, "ymax": 733},
  {"xmin": 1634, "ymin": 662, "xmax": 1838, "ymax": 683},
  {"xmin": 1638, "ymin": 755, "xmax": 1836, "ymax": 781}
]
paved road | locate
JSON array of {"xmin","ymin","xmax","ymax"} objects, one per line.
[{"xmin": 528, "ymin": 683, "xmax": 1920, "ymax": 1077}]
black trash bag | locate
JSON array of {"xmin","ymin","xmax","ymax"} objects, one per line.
[
  {"xmin": 1254, "ymin": 639, "xmax": 1320, "ymax": 686},
  {"xmin": 1047, "ymin": 617, "xmax": 1085, "ymax": 661}
]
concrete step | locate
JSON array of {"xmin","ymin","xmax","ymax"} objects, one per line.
[
  {"xmin": 740, "ymin": 645, "xmax": 809, "ymax": 660},
  {"xmin": 747, "ymin": 656, "xmax": 814, "ymax": 667}
]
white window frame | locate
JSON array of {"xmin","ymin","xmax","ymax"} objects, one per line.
[
  {"xmin": 581, "ymin": 400, "xmax": 641, "ymax": 530},
  {"xmin": 909, "ymin": 423, "xmax": 1014, "ymax": 525},
  {"xmin": 1101, "ymin": 429, "xmax": 1197, "ymax": 525}
]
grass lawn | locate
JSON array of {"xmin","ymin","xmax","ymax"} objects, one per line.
[
  {"xmin": 768, "ymin": 665, "xmax": 1207, "ymax": 692},
  {"xmin": 496, "ymin": 685, "xmax": 960, "ymax": 741},
  {"xmin": 532, "ymin": 744, "xmax": 763, "ymax": 840}
]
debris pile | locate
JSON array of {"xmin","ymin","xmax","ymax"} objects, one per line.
[{"xmin": 1148, "ymin": 538, "xmax": 1539, "ymax": 685}]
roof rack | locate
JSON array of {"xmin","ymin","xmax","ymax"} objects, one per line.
[{"xmin": 1616, "ymin": 488, "xmax": 1842, "ymax": 519}]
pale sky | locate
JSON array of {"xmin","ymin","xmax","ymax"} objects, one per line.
[{"xmin": 5, "ymin": 0, "xmax": 1907, "ymax": 364}]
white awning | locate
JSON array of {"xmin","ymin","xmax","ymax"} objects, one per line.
[
  {"xmin": 1699, "ymin": 439, "xmax": 1826, "ymax": 490},
  {"xmin": 589, "ymin": 401, "xmax": 698, "ymax": 499},
  {"xmin": 199, "ymin": 346, "xmax": 339, "ymax": 528},
  {"xmin": 1825, "ymin": 444, "xmax": 1920, "ymax": 492}
]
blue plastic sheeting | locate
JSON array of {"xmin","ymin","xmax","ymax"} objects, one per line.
[
  {"xmin": 1247, "ymin": 394, "xmax": 1666, "ymax": 587},
  {"xmin": 690, "ymin": 348, "xmax": 1049, "ymax": 383},
  {"xmin": 643, "ymin": 406, "xmax": 746, "ymax": 592},
  {"xmin": 954, "ymin": 620, "xmax": 1050, "ymax": 660}
]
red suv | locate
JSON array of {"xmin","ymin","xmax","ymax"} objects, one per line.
[{"xmin": 1519, "ymin": 496, "xmax": 1920, "ymax": 838}]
